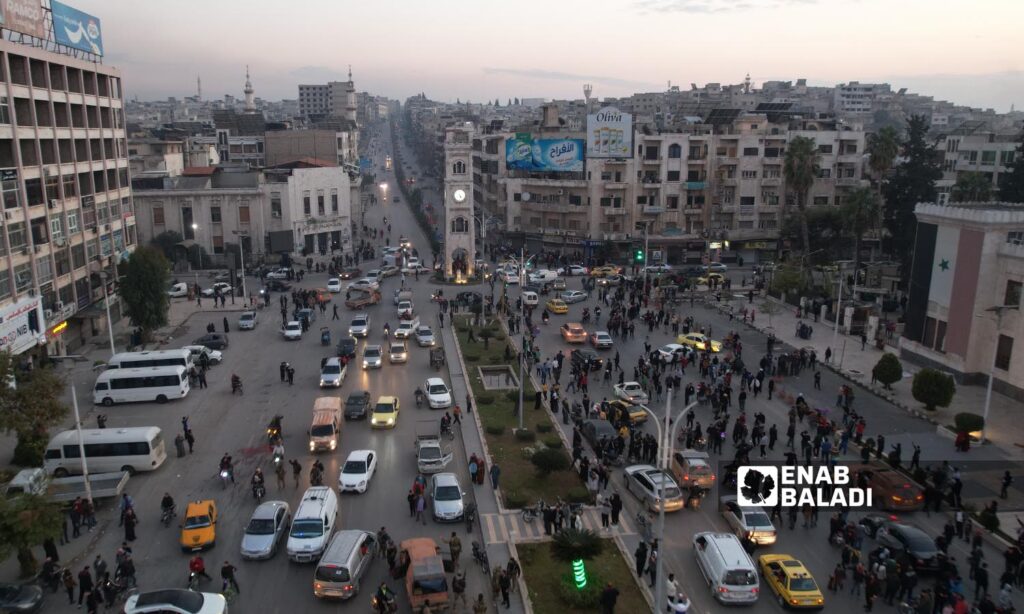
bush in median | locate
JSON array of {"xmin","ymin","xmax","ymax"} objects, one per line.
[
  {"xmin": 515, "ymin": 429, "xmax": 536, "ymax": 442},
  {"xmin": 954, "ymin": 412, "xmax": 984, "ymax": 434},
  {"xmin": 872, "ymin": 353, "xmax": 903, "ymax": 390},
  {"xmin": 911, "ymin": 368, "xmax": 956, "ymax": 411},
  {"xmin": 531, "ymin": 448, "xmax": 570, "ymax": 475}
]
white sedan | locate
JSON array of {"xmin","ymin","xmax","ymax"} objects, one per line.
[
  {"xmin": 338, "ymin": 450, "xmax": 377, "ymax": 493},
  {"xmin": 423, "ymin": 377, "xmax": 452, "ymax": 409},
  {"xmin": 558, "ymin": 265, "xmax": 589, "ymax": 276},
  {"xmin": 347, "ymin": 278, "xmax": 380, "ymax": 292},
  {"xmin": 561, "ymin": 290, "xmax": 589, "ymax": 304},
  {"xmin": 201, "ymin": 282, "xmax": 233, "ymax": 297},
  {"xmin": 326, "ymin": 278, "xmax": 342, "ymax": 293},
  {"xmin": 613, "ymin": 381, "xmax": 649, "ymax": 405},
  {"xmin": 657, "ymin": 343, "xmax": 688, "ymax": 362},
  {"xmin": 265, "ymin": 268, "xmax": 290, "ymax": 280},
  {"xmin": 281, "ymin": 321, "xmax": 302, "ymax": 340},
  {"xmin": 643, "ymin": 264, "xmax": 673, "ymax": 274},
  {"xmin": 401, "ymin": 263, "xmax": 431, "ymax": 275}
]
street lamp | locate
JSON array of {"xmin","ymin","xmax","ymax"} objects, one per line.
[
  {"xmin": 98, "ymin": 270, "xmax": 116, "ymax": 357},
  {"xmin": 980, "ymin": 304, "xmax": 1018, "ymax": 444},
  {"xmin": 191, "ymin": 223, "xmax": 202, "ymax": 291},
  {"xmin": 637, "ymin": 394, "xmax": 699, "ymax": 613},
  {"xmin": 232, "ymin": 230, "xmax": 249, "ymax": 306}
]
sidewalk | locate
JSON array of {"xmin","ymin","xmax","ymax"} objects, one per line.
[{"xmin": 718, "ymin": 291, "xmax": 1024, "ymax": 459}]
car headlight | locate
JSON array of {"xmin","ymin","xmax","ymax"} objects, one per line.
[
  {"xmin": 330, "ymin": 440, "xmax": 337, "ymax": 450},
  {"xmin": 309, "ymin": 441, "xmax": 316, "ymax": 451},
  {"xmin": 358, "ymin": 480, "xmax": 367, "ymax": 487}
]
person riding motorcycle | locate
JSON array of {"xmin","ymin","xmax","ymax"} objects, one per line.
[
  {"xmin": 230, "ymin": 373, "xmax": 242, "ymax": 393},
  {"xmin": 251, "ymin": 468, "xmax": 265, "ymax": 498},
  {"xmin": 414, "ymin": 387, "xmax": 425, "ymax": 407},
  {"xmin": 188, "ymin": 555, "xmax": 211, "ymax": 583},
  {"xmin": 272, "ymin": 441, "xmax": 285, "ymax": 465},
  {"xmin": 440, "ymin": 413, "xmax": 452, "ymax": 434},
  {"xmin": 373, "ymin": 582, "xmax": 396, "ymax": 613},
  {"xmin": 219, "ymin": 454, "xmax": 234, "ymax": 481},
  {"xmin": 267, "ymin": 414, "xmax": 283, "ymax": 443},
  {"xmin": 542, "ymin": 309, "xmax": 550, "ymax": 324},
  {"xmin": 160, "ymin": 493, "xmax": 176, "ymax": 517},
  {"xmin": 383, "ymin": 322, "xmax": 391, "ymax": 338},
  {"xmin": 582, "ymin": 308, "xmax": 591, "ymax": 323}
]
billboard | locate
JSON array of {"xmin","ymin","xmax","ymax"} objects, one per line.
[
  {"xmin": 587, "ymin": 106, "xmax": 633, "ymax": 158},
  {"xmin": 51, "ymin": 0, "xmax": 103, "ymax": 56},
  {"xmin": 505, "ymin": 136, "xmax": 584, "ymax": 173},
  {"xmin": 0, "ymin": 0, "xmax": 45, "ymax": 39},
  {"xmin": 0, "ymin": 296, "xmax": 43, "ymax": 355}
]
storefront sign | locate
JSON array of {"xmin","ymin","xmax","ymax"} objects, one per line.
[{"xmin": 0, "ymin": 296, "xmax": 43, "ymax": 354}]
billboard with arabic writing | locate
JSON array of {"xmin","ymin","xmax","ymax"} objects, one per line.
[
  {"xmin": 51, "ymin": 0, "xmax": 103, "ymax": 56},
  {"xmin": 505, "ymin": 135, "xmax": 584, "ymax": 173}
]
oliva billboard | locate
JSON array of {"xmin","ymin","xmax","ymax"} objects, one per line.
[{"xmin": 587, "ymin": 106, "xmax": 633, "ymax": 158}]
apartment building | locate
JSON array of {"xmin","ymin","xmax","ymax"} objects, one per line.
[
  {"xmin": 128, "ymin": 139, "xmax": 185, "ymax": 178},
  {"xmin": 297, "ymin": 72, "xmax": 357, "ymax": 123},
  {"xmin": 936, "ymin": 126, "xmax": 1021, "ymax": 204},
  {"xmin": 0, "ymin": 39, "xmax": 136, "ymax": 357}
]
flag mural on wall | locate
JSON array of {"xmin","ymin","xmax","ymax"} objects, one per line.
[{"xmin": 927, "ymin": 225, "xmax": 960, "ymax": 309}]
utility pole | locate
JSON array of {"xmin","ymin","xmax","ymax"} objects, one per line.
[{"xmin": 518, "ymin": 247, "xmax": 525, "ymax": 431}]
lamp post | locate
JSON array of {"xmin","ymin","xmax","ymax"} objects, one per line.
[
  {"xmin": 99, "ymin": 270, "xmax": 116, "ymax": 357},
  {"xmin": 981, "ymin": 305, "xmax": 1018, "ymax": 443},
  {"xmin": 191, "ymin": 223, "xmax": 202, "ymax": 290},
  {"xmin": 638, "ymin": 395, "xmax": 699, "ymax": 613},
  {"xmin": 233, "ymin": 230, "xmax": 249, "ymax": 306}
]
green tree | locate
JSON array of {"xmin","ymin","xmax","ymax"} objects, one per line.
[
  {"xmin": 883, "ymin": 116, "xmax": 942, "ymax": 286},
  {"xmin": 551, "ymin": 528, "xmax": 604, "ymax": 562},
  {"xmin": 999, "ymin": 135, "xmax": 1024, "ymax": 203},
  {"xmin": 840, "ymin": 187, "xmax": 881, "ymax": 274},
  {"xmin": 872, "ymin": 352, "xmax": 903, "ymax": 390},
  {"xmin": 0, "ymin": 351, "xmax": 67, "ymax": 466},
  {"xmin": 150, "ymin": 230, "xmax": 184, "ymax": 260},
  {"xmin": 951, "ymin": 172, "xmax": 993, "ymax": 202},
  {"xmin": 769, "ymin": 265, "xmax": 803, "ymax": 298},
  {"xmin": 867, "ymin": 126, "xmax": 902, "ymax": 191},
  {"xmin": 911, "ymin": 368, "xmax": 956, "ymax": 411},
  {"xmin": 780, "ymin": 208, "xmax": 844, "ymax": 259},
  {"xmin": 0, "ymin": 493, "xmax": 64, "ymax": 577},
  {"xmin": 783, "ymin": 136, "xmax": 819, "ymax": 261},
  {"xmin": 119, "ymin": 246, "xmax": 171, "ymax": 340}
]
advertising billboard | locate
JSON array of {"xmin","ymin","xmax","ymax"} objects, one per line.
[
  {"xmin": 0, "ymin": 296, "xmax": 43, "ymax": 355},
  {"xmin": 50, "ymin": 0, "xmax": 103, "ymax": 56},
  {"xmin": 586, "ymin": 106, "xmax": 633, "ymax": 158},
  {"xmin": 0, "ymin": 0, "xmax": 45, "ymax": 39},
  {"xmin": 505, "ymin": 136, "xmax": 584, "ymax": 173}
]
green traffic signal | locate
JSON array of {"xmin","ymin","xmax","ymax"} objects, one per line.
[{"xmin": 635, "ymin": 249, "xmax": 645, "ymax": 262}]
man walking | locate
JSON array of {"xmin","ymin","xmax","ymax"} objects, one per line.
[{"xmin": 220, "ymin": 561, "xmax": 239, "ymax": 593}]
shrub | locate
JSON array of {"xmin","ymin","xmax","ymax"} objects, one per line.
[
  {"xmin": 978, "ymin": 508, "xmax": 1000, "ymax": 532},
  {"xmin": 536, "ymin": 423, "xmax": 553, "ymax": 434},
  {"xmin": 557, "ymin": 571, "xmax": 605, "ymax": 608},
  {"xmin": 954, "ymin": 412, "xmax": 985, "ymax": 434},
  {"xmin": 456, "ymin": 324, "xmax": 470, "ymax": 333},
  {"xmin": 515, "ymin": 429, "xmax": 536, "ymax": 442},
  {"xmin": 912, "ymin": 368, "xmax": 956, "ymax": 411},
  {"xmin": 463, "ymin": 353, "xmax": 480, "ymax": 363},
  {"xmin": 872, "ymin": 353, "xmax": 903, "ymax": 389},
  {"xmin": 505, "ymin": 390, "xmax": 520, "ymax": 403},
  {"xmin": 531, "ymin": 448, "xmax": 570, "ymax": 475},
  {"xmin": 485, "ymin": 425, "xmax": 506, "ymax": 436},
  {"xmin": 550, "ymin": 528, "xmax": 604, "ymax": 562},
  {"xmin": 566, "ymin": 487, "xmax": 592, "ymax": 504},
  {"xmin": 476, "ymin": 394, "xmax": 495, "ymax": 405},
  {"xmin": 543, "ymin": 436, "xmax": 563, "ymax": 449},
  {"xmin": 504, "ymin": 491, "xmax": 528, "ymax": 509},
  {"xmin": 11, "ymin": 433, "xmax": 46, "ymax": 467}
]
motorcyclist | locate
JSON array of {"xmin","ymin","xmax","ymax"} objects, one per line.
[
  {"xmin": 160, "ymin": 493, "xmax": 176, "ymax": 516},
  {"xmin": 231, "ymin": 373, "xmax": 242, "ymax": 393},
  {"xmin": 272, "ymin": 441, "xmax": 285, "ymax": 464},
  {"xmin": 440, "ymin": 413, "xmax": 452, "ymax": 433},
  {"xmin": 542, "ymin": 309, "xmax": 549, "ymax": 323},
  {"xmin": 188, "ymin": 555, "xmax": 212, "ymax": 583},
  {"xmin": 267, "ymin": 414, "xmax": 283, "ymax": 443},
  {"xmin": 383, "ymin": 322, "xmax": 391, "ymax": 338},
  {"xmin": 219, "ymin": 454, "xmax": 234, "ymax": 482},
  {"xmin": 414, "ymin": 387, "xmax": 425, "ymax": 407},
  {"xmin": 373, "ymin": 582, "xmax": 396, "ymax": 613},
  {"xmin": 40, "ymin": 557, "xmax": 58, "ymax": 586},
  {"xmin": 251, "ymin": 468, "xmax": 265, "ymax": 498}
]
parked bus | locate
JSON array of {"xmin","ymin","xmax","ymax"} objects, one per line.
[
  {"xmin": 106, "ymin": 349, "xmax": 193, "ymax": 371},
  {"xmin": 43, "ymin": 426, "xmax": 167, "ymax": 476},
  {"xmin": 93, "ymin": 366, "xmax": 190, "ymax": 406}
]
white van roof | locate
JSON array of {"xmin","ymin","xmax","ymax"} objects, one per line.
[{"xmin": 295, "ymin": 486, "xmax": 335, "ymax": 518}]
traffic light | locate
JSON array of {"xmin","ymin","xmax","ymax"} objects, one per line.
[{"xmin": 634, "ymin": 249, "xmax": 645, "ymax": 263}]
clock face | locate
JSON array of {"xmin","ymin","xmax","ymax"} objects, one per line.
[{"xmin": 453, "ymin": 189, "xmax": 466, "ymax": 203}]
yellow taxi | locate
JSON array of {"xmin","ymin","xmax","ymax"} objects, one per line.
[
  {"xmin": 560, "ymin": 322, "xmax": 587, "ymax": 343},
  {"xmin": 590, "ymin": 265, "xmax": 620, "ymax": 278},
  {"xmin": 545, "ymin": 299, "xmax": 569, "ymax": 314},
  {"xmin": 696, "ymin": 273, "xmax": 725, "ymax": 286},
  {"xmin": 677, "ymin": 332, "xmax": 723, "ymax": 353},
  {"xmin": 601, "ymin": 399, "xmax": 648, "ymax": 425},
  {"xmin": 180, "ymin": 500, "xmax": 217, "ymax": 552},
  {"xmin": 371, "ymin": 395, "xmax": 400, "ymax": 429},
  {"xmin": 759, "ymin": 554, "xmax": 824, "ymax": 609}
]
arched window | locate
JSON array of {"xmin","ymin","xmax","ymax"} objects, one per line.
[
  {"xmin": 453, "ymin": 161, "xmax": 466, "ymax": 175},
  {"xmin": 451, "ymin": 216, "xmax": 468, "ymax": 233},
  {"xmin": 668, "ymin": 144, "xmax": 682, "ymax": 159}
]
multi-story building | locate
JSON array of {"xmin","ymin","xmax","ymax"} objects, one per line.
[
  {"xmin": 0, "ymin": 38, "xmax": 136, "ymax": 358},
  {"xmin": 297, "ymin": 71, "xmax": 357, "ymax": 124},
  {"xmin": 298, "ymin": 84, "xmax": 329, "ymax": 118},
  {"xmin": 128, "ymin": 139, "xmax": 185, "ymax": 179},
  {"xmin": 833, "ymin": 82, "xmax": 893, "ymax": 115},
  {"xmin": 936, "ymin": 126, "xmax": 1022, "ymax": 204},
  {"xmin": 903, "ymin": 202, "xmax": 1024, "ymax": 400},
  {"xmin": 265, "ymin": 129, "xmax": 356, "ymax": 168}
]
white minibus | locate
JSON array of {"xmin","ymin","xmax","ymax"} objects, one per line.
[
  {"xmin": 106, "ymin": 349, "xmax": 193, "ymax": 371},
  {"xmin": 43, "ymin": 426, "xmax": 167, "ymax": 476},
  {"xmin": 93, "ymin": 366, "xmax": 190, "ymax": 406}
]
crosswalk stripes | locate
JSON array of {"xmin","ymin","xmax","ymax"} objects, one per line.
[{"xmin": 481, "ymin": 507, "xmax": 637, "ymax": 544}]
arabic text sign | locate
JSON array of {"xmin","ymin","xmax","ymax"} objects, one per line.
[
  {"xmin": 0, "ymin": 0, "xmax": 45, "ymax": 39},
  {"xmin": 505, "ymin": 137, "xmax": 584, "ymax": 173},
  {"xmin": 586, "ymin": 107, "xmax": 633, "ymax": 158},
  {"xmin": 0, "ymin": 296, "xmax": 42, "ymax": 354},
  {"xmin": 51, "ymin": 0, "xmax": 103, "ymax": 56}
]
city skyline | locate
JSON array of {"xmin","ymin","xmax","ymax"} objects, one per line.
[{"xmin": 92, "ymin": 0, "xmax": 1021, "ymax": 110}]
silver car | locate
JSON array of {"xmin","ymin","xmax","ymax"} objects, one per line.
[
  {"xmin": 362, "ymin": 345, "xmax": 383, "ymax": 369},
  {"xmin": 415, "ymin": 326, "xmax": 436, "ymax": 347},
  {"xmin": 319, "ymin": 357, "xmax": 347, "ymax": 388},
  {"xmin": 349, "ymin": 314, "xmax": 370, "ymax": 338},
  {"xmin": 238, "ymin": 311, "xmax": 257, "ymax": 330},
  {"xmin": 240, "ymin": 500, "xmax": 290, "ymax": 560},
  {"xmin": 430, "ymin": 472, "xmax": 465, "ymax": 522},
  {"xmin": 561, "ymin": 290, "xmax": 589, "ymax": 304}
]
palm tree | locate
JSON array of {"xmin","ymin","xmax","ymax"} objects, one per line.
[
  {"xmin": 783, "ymin": 136, "xmax": 819, "ymax": 262},
  {"xmin": 839, "ymin": 187, "xmax": 880, "ymax": 275},
  {"xmin": 951, "ymin": 172, "xmax": 993, "ymax": 202},
  {"xmin": 866, "ymin": 127, "xmax": 901, "ymax": 190}
]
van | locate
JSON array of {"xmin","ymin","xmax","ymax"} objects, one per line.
[
  {"xmin": 522, "ymin": 291, "xmax": 539, "ymax": 307},
  {"xmin": 287, "ymin": 487, "xmax": 339, "ymax": 562},
  {"xmin": 528, "ymin": 269, "xmax": 558, "ymax": 284},
  {"xmin": 309, "ymin": 398, "xmax": 343, "ymax": 452},
  {"xmin": 4, "ymin": 468, "xmax": 47, "ymax": 496},
  {"xmin": 671, "ymin": 449, "xmax": 716, "ymax": 489},
  {"xmin": 382, "ymin": 254, "xmax": 401, "ymax": 268},
  {"xmin": 313, "ymin": 530, "xmax": 376, "ymax": 599},
  {"xmin": 692, "ymin": 532, "xmax": 760, "ymax": 604}
]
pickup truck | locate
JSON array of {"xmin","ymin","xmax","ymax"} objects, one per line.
[
  {"xmin": 401, "ymin": 538, "xmax": 450, "ymax": 613},
  {"xmin": 345, "ymin": 289, "xmax": 381, "ymax": 309},
  {"xmin": 4, "ymin": 468, "xmax": 130, "ymax": 502},
  {"xmin": 415, "ymin": 421, "xmax": 453, "ymax": 474}
]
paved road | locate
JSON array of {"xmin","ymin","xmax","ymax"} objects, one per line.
[{"xmin": 46, "ymin": 124, "xmax": 498, "ymax": 614}]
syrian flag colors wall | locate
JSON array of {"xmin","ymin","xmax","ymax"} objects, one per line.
[{"xmin": 927, "ymin": 225, "xmax": 959, "ymax": 309}]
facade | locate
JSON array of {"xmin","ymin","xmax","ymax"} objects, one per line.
[
  {"xmin": 902, "ymin": 202, "xmax": 1024, "ymax": 400},
  {"xmin": 265, "ymin": 129, "xmax": 355, "ymax": 167},
  {"xmin": 298, "ymin": 84, "xmax": 329, "ymax": 118},
  {"xmin": 0, "ymin": 39, "xmax": 136, "ymax": 357},
  {"xmin": 442, "ymin": 124, "xmax": 475, "ymax": 279},
  {"xmin": 297, "ymin": 72, "xmax": 357, "ymax": 123},
  {"xmin": 833, "ymin": 82, "xmax": 892, "ymax": 115},
  {"xmin": 936, "ymin": 129, "xmax": 1021, "ymax": 205},
  {"xmin": 263, "ymin": 163, "xmax": 354, "ymax": 256},
  {"xmin": 128, "ymin": 139, "xmax": 185, "ymax": 178}
]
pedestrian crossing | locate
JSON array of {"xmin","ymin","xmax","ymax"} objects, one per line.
[{"xmin": 480, "ymin": 507, "xmax": 638, "ymax": 544}]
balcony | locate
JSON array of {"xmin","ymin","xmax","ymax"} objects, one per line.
[
  {"xmin": 603, "ymin": 208, "xmax": 626, "ymax": 216},
  {"xmin": 720, "ymin": 177, "xmax": 738, "ymax": 187},
  {"xmin": 739, "ymin": 206, "xmax": 756, "ymax": 217},
  {"xmin": 685, "ymin": 181, "xmax": 707, "ymax": 190},
  {"xmin": 641, "ymin": 176, "xmax": 661, "ymax": 185},
  {"xmin": 604, "ymin": 182, "xmax": 626, "ymax": 190},
  {"xmin": 642, "ymin": 206, "xmax": 665, "ymax": 215},
  {"xmin": 641, "ymin": 157, "xmax": 661, "ymax": 165},
  {"xmin": 521, "ymin": 201, "xmax": 583, "ymax": 214},
  {"xmin": 717, "ymin": 156, "xmax": 739, "ymax": 165},
  {"xmin": 836, "ymin": 177, "xmax": 864, "ymax": 187},
  {"xmin": 761, "ymin": 177, "xmax": 781, "ymax": 187}
]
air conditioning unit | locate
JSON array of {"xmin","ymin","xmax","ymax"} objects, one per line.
[
  {"xmin": 271, "ymin": 212, "xmax": 281, "ymax": 218},
  {"xmin": 54, "ymin": 237, "xmax": 66, "ymax": 247},
  {"xmin": 104, "ymin": 224, "xmax": 111, "ymax": 231},
  {"xmin": 556, "ymin": 189, "xmax": 564, "ymax": 196},
  {"xmin": 3, "ymin": 211, "xmax": 11, "ymax": 220},
  {"xmin": 48, "ymin": 199, "xmax": 58, "ymax": 209},
  {"xmin": 54, "ymin": 301, "xmax": 65, "ymax": 311},
  {"xmin": 44, "ymin": 309, "xmax": 53, "ymax": 320}
]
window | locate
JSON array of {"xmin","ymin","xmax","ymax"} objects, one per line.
[
  {"xmin": 667, "ymin": 171, "xmax": 680, "ymax": 182},
  {"xmin": 331, "ymin": 191, "xmax": 338, "ymax": 212},
  {"xmin": 666, "ymin": 195, "xmax": 679, "ymax": 210},
  {"xmin": 1001, "ymin": 151, "xmax": 1016, "ymax": 165},
  {"xmin": 271, "ymin": 193, "xmax": 282, "ymax": 217},
  {"xmin": 13, "ymin": 262, "xmax": 31, "ymax": 292},
  {"xmin": 152, "ymin": 207, "xmax": 165, "ymax": 225},
  {"xmin": 568, "ymin": 194, "xmax": 582, "ymax": 206},
  {"xmin": 451, "ymin": 217, "xmax": 468, "ymax": 233},
  {"xmin": 210, "ymin": 206, "xmax": 221, "ymax": 223},
  {"xmin": 317, "ymin": 192, "xmax": 325, "ymax": 216},
  {"xmin": 212, "ymin": 235, "xmax": 224, "ymax": 254},
  {"xmin": 818, "ymin": 168, "xmax": 832, "ymax": 179},
  {"xmin": 513, "ymin": 192, "xmax": 521, "ymax": 202},
  {"xmin": 1006, "ymin": 280, "xmax": 1022, "ymax": 307},
  {"xmin": 62, "ymin": 174, "xmax": 75, "ymax": 197},
  {"xmin": 600, "ymin": 171, "xmax": 613, "ymax": 181},
  {"xmin": 303, "ymin": 192, "xmax": 311, "ymax": 215},
  {"xmin": 600, "ymin": 197, "xmax": 611, "ymax": 207},
  {"xmin": 982, "ymin": 151, "xmax": 997, "ymax": 166},
  {"xmin": 741, "ymin": 170, "xmax": 757, "ymax": 179},
  {"xmin": 2, "ymin": 173, "xmax": 19, "ymax": 209},
  {"xmin": 667, "ymin": 144, "xmax": 681, "ymax": 159},
  {"xmin": 743, "ymin": 147, "xmax": 759, "ymax": 156},
  {"xmin": 7, "ymin": 222, "xmax": 25, "ymax": 249},
  {"xmin": 239, "ymin": 205, "xmax": 250, "ymax": 224},
  {"xmin": 0, "ymin": 97, "xmax": 9, "ymax": 125},
  {"xmin": 996, "ymin": 335, "xmax": 1014, "ymax": 371},
  {"xmin": 1008, "ymin": 231, "xmax": 1024, "ymax": 246},
  {"xmin": 50, "ymin": 216, "xmax": 63, "ymax": 239},
  {"xmin": 740, "ymin": 196, "xmax": 755, "ymax": 206},
  {"xmin": 813, "ymin": 196, "xmax": 830, "ymax": 206},
  {"xmin": 71, "ymin": 243, "xmax": 85, "ymax": 269},
  {"xmin": 453, "ymin": 161, "xmax": 466, "ymax": 174},
  {"xmin": 818, "ymin": 144, "xmax": 833, "ymax": 154},
  {"xmin": 0, "ymin": 269, "xmax": 9, "ymax": 299},
  {"xmin": 644, "ymin": 146, "xmax": 658, "ymax": 160}
]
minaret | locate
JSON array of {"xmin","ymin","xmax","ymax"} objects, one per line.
[
  {"xmin": 197, "ymin": 75, "xmax": 202, "ymax": 100},
  {"xmin": 345, "ymin": 65, "xmax": 357, "ymax": 124},
  {"xmin": 744, "ymin": 73, "xmax": 752, "ymax": 94},
  {"xmin": 243, "ymin": 66, "xmax": 255, "ymax": 112}
]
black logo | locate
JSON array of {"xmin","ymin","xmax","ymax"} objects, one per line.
[{"xmin": 740, "ymin": 467, "xmax": 776, "ymax": 505}]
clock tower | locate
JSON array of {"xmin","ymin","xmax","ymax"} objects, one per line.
[{"xmin": 442, "ymin": 123, "xmax": 476, "ymax": 280}]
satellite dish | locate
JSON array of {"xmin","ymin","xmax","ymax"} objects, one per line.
[{"xmin": 522, "ymin": 192, "xmax": 532, "ymax": 202}]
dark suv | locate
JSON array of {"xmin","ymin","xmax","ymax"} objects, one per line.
[
  {"xmin": 336, "ymin": 335, "xmax": 357, "ymax": 359},
  {"xmin": 571, "ymin": 349, "xmax": 604, "ymax": 372}
]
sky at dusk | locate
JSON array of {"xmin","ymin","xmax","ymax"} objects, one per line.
[{"xmin": 85, "ymin": 0, "xmax": 1022, "ymax": 111}]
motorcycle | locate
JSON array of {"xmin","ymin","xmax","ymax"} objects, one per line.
[
  {"xmin": 188, "ymin": 571, "xmax": 202, "ymax": 591},
  {"xmin": 581, "ymin": 310, "xmax": 591, "ymax": 324},
  {"xmin": 266, "ymin": 415, "xmax": 283, "ymax": 445},
  {"xmin": 464, "ymin": 502, "xmax": 477, "ymax": 533},
  {"xmin": 252, "ymin": 481, "xmax": 265, "ymax": 501},
  {"xmin": 160, "ymin": 505, "xmax": 176, "ymax": 527},
  {"xmin": 414, "ymin": 388, "xmax": 424, "ymax": 408},
  {"xmin": 370, "ymin": 590, "xmax": 398, "ymax": 613},
  {"xmin": 472, "ymin": 541, "xmax": 490, "ymax": 577},
  {"xmin": 219, "ymin": 468, "xmax": 233, "ymax": 489},
  {"xmin": 273, "ymin": 449, "xmax": 284, "ymax": 468},
  {"xmin": 521, "ymin": 499, "xmax": 546, "ymax": 523}
]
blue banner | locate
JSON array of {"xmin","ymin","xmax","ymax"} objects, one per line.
[
  {"xmin": 51, "ymin": 0, "xmax": 103, "ymax": 56},
  {"xmin": 359, "ymin": 157, "xmax": 373, "ymax": 171},
  {"xmin": 505, "ymin": 136, "xmax": 584, "ymax": 172}
]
